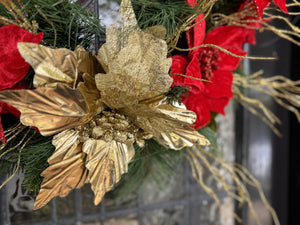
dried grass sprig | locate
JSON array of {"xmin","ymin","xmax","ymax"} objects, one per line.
[
  {"xmin": 168, "ymin": 0, "xmax": 218, "ymax": 54},
  {"xmin": 0, "ymin": 0, "xmax": 37, "ymax": 32},
  {"xmin": 234, "ymin": 71, "xmax": 300, "ymax": 136},
  {"xmin": 172, "ymin": 43, "xmax": 276, "ymax": 60},
  {"xmin": 185, "ymin": 145, "xmax": 280, "ymax": 225}
]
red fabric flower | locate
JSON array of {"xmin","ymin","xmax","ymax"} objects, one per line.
[
  {"xmin": 0, "ymin": 25, "xmax": 43, "ymax": 143},
  {"xmin": 171, "ymin": 15, "xmax": 257, "ymax": 129},
  {"xmin": 253, "ymin": 0, "xmax": 288, "ymax": 16}
]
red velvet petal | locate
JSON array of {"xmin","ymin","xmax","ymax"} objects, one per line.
[
  {"xmin": 186, "ymin": 14, "xmax": 206, "ymax": 53},
  {"xmin": 254, "ymin": 0, "xmax": 270, "ymax": 16},
  {"xmin": 207, "ymin": 97, "xmax": 231, "ymax": 115},
  {"xmin": 254, "ymin": 0, "xmax": 287, "ymax": 16},
  {"xmin": 170, "ymin": 55, "xmax": 189, "ymax": 86},
  {"xmin": 274, "ymin": 0, "xmax": 288, "ymax": 12},
  {"xmin": 184, "ymin": 55, "xmax": 205, "ymax": 93},
  {"xmin": 203, "ymin": 25, "xmax": 255, "ymax": 70},
  {"xmin": 0, "ymin": 25, "xmax": 43, "ymax": 90},
  {"xmin": 171, "ymin": 54, "xmax": 205, "ymax": 93},
  {"xmin": 204, "ymin": 25, "xmax": 254, "ymax": 49},
  {"xmin": 217, "ymin": 47, "xmax": 247, "ymax": 71},
  {"xmin": 202, "ymin": 70, "xmax": 233, "ymax": 99},
  {"xmin": 181, "ymin": 92, "xmax": 212, "ymax": 129}
]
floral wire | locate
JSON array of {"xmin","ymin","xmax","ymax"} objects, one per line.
[
  {"xmin": 172, "ymin": 44, "xmax": 277, "ymax": 60},
  {"xmin": 169, "ymin": 73, "xmax": 211, "ymax": 82}
]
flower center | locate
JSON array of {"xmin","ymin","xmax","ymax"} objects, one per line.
[
  {"xmin": 198, "ymin": 47, "xmax": 220, "ymax": 80},
  {"xmin": 75, "ymin": 110, "xmax": 152, "ymax": 147}
]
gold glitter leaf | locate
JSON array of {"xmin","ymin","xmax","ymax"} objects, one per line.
[
  {"xmin": 96, "ymin": 0, "xmax": 172, "ymax": 109},
  {"xmin": 96, "ymin": 26, "xmax": 172, "ymax": 109},
  {"xmin": 34, "ymin": 130, "xmax": 88, "ymax": 210},
  {"xmin": 82, "ymin": 139, "xmax": 135, "ymax": 204},
  {"xmin": 0, "ymin": 84, "xmax": 91, "ymax": 136}
]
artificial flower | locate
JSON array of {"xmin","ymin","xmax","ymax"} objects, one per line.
[
  {"xmin": 0, "ymin": 25, "xmax": 43, "ymax": 143},
  {"xmin": 171, "ymin": 14, "xmax": 257, "ymax": 129},
  {"xmin": 253, "ymin": 0, "xmax": 288, "ymax": 16},
  {"xmin": 0, "ymin": 0, "xmax": 209, "ymax": 210}
]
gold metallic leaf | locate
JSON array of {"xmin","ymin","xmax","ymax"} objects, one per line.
[
  {"xmin": 17, "ymin": 43, "xmax": 102, "ymax": 88},
  {"xmin": 18, "ymin": 42, "xmax": 78, "ymax": 88},
  {"xmin": 82, "ymin": 139, "xmax": 135, "ymax": 205},
  {"xmin": 75, "ymin": 46, "xmax": 105, "ymax": 76},
  {"xmin": 159, "ymin": 128, "xmax": 210, "ymax": 149},
  {"xmin": 121, "ymin": 96, "xmax": 210, "ymax": 149},
  {"xmin": 77, "ymin": 73, "xmax": 104, "ymax": 116},
  {"xmin": 0, "ymin": 84, "xmax": 91, "ymax": 136},
  {"xmin": 34, "ymin": 130, "xmax": 88, "ymax": 210}
]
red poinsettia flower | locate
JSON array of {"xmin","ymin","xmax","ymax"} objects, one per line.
[
  {"xmin": 171, "ymin": 14, "xmax": 257, "ymax": 129},
  {"xmin": 0, "ymin": 25, "xmax": 43, "ymax": 143},
  {"xmin": 253, "ymin": 0, "xmax": 288, "ymax": 16}
]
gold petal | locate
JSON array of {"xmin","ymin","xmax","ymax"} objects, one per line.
[
  {"xmin": 121, "ymin": 96, "xmax": 210, "ymax": 150},
  {"xmin": 34, "ymin": 130, "xmax": 88, "ymax": 210},
  {"xmin": 0, "ymin": 84, "xmax": 91, "ymax": 136},
  {"xmin": 18, "ymin": 43, "xmax": 78, "ymax": 88},
  {"xmin": 82, "ymin": 139, "xmax": 135, "ymax": 205}
]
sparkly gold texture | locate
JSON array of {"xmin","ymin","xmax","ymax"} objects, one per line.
[
  {"xmin": 96, "ymin": 0, "xmax": 172, "ymax": 109},
  {"xmin": 0, "ymin": 0, "xmax": 210, "ymax": 209}
]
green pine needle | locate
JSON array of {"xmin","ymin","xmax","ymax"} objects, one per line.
[
  {"xmin": 116, "ymin": 0, "xmax": 198, "ymax": 43},
  {"xmin": 0, "ymin": 129, "xmax": 54, "ymax": 194},
  {"xmin": 165, "ymin": 85, "xmax": 189, "ymax": 105},
  {"xmin": 109, "ymin": 139, "xmax": 183, "ymax": 198}
]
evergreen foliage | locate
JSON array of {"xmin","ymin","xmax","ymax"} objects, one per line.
[
  {"xmin": 0, "ymin": 0, "xmax": 104, "ymax": 50},
  {"xmin": 165, "ymin": 85, "xmax": 189, "ymax": 104},
  {"xmin": 116, "ymin": 0, "xmax": 198, "ymax": 42},
  {"xmin": 0, "ymin": 128, "xmax": 54, "ymax": 193},
  {"xmin": 109, "ymin": 139, "xmax": 183, "ymax": 198},
  {"xmin": 24, "ymin": 0, "xmax": 103, "ymax": 50}
]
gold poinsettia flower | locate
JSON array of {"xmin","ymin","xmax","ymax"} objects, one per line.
[{"xmin": 0, "ymin": 0, "xmax": 209, "ymax": 210}]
